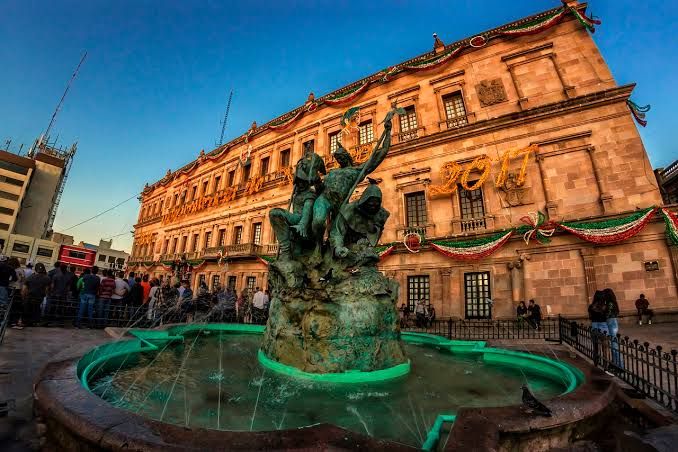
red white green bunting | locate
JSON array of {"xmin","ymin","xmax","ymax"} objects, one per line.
[
  {"xmin": 661, "ymin": 208, "xmax": 678, "ymax": 245},
  {"xmin": 498, "ymin": 8, "xmax": 567, "ymax": 36},
  {"xmin": 375, "ymin": 245, "xmax": 395, "ymax": 260},
  {"xmin": 402, "ymin": 46, "xmax": 463, "ymax": 71},
  {"xmin": 430, "ymin": 230, "xmax": 513, "ymax": 260},
  {"xmin": 559, "ymin": 207, "xmax": 657, "ymax": 244},
  {"xmin": 324, "ymin": 81, "xmax": 371, "ymax": 106},
  {"xmin": 268, "ymin": 108, "xmax": 305, "ymax": 131},
  {"xmin": 567, "ymin": 5, "xmax": 601, "ymax": 33}
]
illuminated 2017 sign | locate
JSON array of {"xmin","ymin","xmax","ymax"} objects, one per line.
[{"xmin": 428, "ymin": 144, "xmax": 536, "ymax": 197}]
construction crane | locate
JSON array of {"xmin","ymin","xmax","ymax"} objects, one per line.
[{"xmin": 217, "ymin": 90, "xmax": 234, "ymax": 147}]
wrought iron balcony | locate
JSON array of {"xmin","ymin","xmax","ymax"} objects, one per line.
[
  {"xmin": 396, "ymin": 224, "xmax": 432, "ymax": 240},
  {"xmin": 451, "ymin": 215, "xmax": 494, "ymax": 233},
  {"xmin": 439, "ymin": 116, "xmax": 469, "ymax": 131},
  {"xmin": 394, "ymin": 127, "xmax": 425, "ymax": 144}
]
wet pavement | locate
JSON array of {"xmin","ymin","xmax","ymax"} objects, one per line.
[{"xmin": 0, "ymin": 327, "xmax": 109, "ymax": 451}]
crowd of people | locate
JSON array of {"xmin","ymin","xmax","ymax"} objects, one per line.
[
  {"xmin": 398, "ymin": 300, "xmax": 436, "ymax": 328},
  {"xmin": 0, "ymin": 258, "xmax": 271, "ymax": 329}
]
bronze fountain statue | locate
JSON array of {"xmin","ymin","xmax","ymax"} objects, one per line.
[{"xmin": 263, "ymin": 111, "xmax": 407, "ymax": 374}]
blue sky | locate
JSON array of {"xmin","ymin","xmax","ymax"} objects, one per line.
[{"xmin": 1, "ymin": 0, "xmax": 676, "ymax": 252}]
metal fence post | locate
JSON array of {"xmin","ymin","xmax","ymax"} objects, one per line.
[{"xmin": 447, "ymin": 319, "xmax": 453, "ymax": 339}]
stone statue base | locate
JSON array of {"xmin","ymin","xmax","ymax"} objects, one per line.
[{"xmin": 262, "ymin": 243, "xmax": 407, "ymax": 374}]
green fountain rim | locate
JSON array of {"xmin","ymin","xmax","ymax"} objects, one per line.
[{"xmin": 77, "ymin": 323, "xmax": 583, "ymax": 396}]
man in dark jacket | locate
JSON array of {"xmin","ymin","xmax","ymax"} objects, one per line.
[
  {"xmin": 527, "ymin": 299, "xmax": 542, "ymax": 331},
  {"xmin": 22, "ymin": 263, "xmax": 50, "ymax": 326}
]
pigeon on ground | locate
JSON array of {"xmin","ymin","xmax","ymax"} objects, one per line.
[
  {"xmin": 319, "ymin": 268, "xmax": 333, "ymax": 283},
  {"xmin": 521, "ymin": 385, "xmax": 552, "ymax": 417}
]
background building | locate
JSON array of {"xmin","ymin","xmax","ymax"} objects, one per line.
[
  {"xmin": 81, "ymin": 239, "xmax": 129, "ymax": 272},
  {"xmin": 129, "ymin": 2, "xmax": 677, "ymax": 319},
  {"xmin": 655, "ymin": 160, "xmax": 678, "ymax": 205}
]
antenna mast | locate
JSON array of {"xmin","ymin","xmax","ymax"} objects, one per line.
[
  {"xmin": 218, "ymin": 90, "xmax": 233, "ymax": 146},
  {"xmin": 34, "ymin": 52, "xmax": 87, "ymax": 153}
]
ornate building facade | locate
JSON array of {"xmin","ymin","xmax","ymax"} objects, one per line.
[{"xmin": 129, "ymin": 2, "xmax": 678, "ymax": 319}]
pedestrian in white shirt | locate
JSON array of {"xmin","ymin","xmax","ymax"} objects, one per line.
[{"xmin": 252, "ymin": 287, "xmax": 267, "ymax": 324}]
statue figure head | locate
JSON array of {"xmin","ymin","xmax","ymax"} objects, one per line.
[
  {"xmin": 357, "ymin": 182, "xmax": 382, "ymax": 215},
  {"xmin": 334, "ymin": 144, "xmax": 353, "ymax": 168}
]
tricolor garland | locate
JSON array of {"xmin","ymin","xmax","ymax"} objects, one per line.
[
  {"xmin": 559, "ymin": 206, "xmax": 657, "ymax": 245},
  {"xmin": 627, "ymin": 100, "xmax": 651, "ymax": 127},
  {"xmin": 661, "ymin": 208, "xmax": 678, "ymax": 245},
  {"xmin": 430, "ymin": 231, "xmax": 514, "ymax": 260}
]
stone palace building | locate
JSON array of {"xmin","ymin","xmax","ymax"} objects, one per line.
[{"xmin": 129, "ymin": 1, "xmax": 678, "ymax": 319}]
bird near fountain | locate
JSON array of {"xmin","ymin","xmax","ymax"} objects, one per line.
[{"xmin": 521, "ymin": 384, "xmax": 552, "ymax": 417}]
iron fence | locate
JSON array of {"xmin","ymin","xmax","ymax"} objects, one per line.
[
  {"xmin": 560, "ymin": 317, "xmax": 678, "ymax": 413},
  {"xmin": 402, "ymin": 317, "xmax": 560, "ymax": 340},
  {"xmin": 2, "ymin": 290, "xmax": 677, "ymax": 414}
]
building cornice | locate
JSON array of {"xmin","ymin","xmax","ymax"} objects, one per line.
[{"xmin": 143, "ymin": 2, "xmax": 595, "ymax": 195}]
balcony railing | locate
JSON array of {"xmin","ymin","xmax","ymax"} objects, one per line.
[
  {"xmin": 137, "ymin": 212, "xmax": 162, "ymax": 226},
  {"xmin": 439, "ymin": 116, "xmax": 469, "ymax": 131},
  {"xmin": 396, "ymin": 224, "xmax": 432, "ymax": 240},
  {"xmin": 451, "ymin": 215, "xmax": 494, "ymax": 233},
  {"xmin": 394, "ymin": 127, "xmax": 424, "ymax": 144}
]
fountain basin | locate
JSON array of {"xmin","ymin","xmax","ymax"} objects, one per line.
[{"xmin": 34, "ymin": 324, "xmax": 617, "ymax": 451}]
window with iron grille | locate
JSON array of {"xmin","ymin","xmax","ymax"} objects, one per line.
[
  {"xmin": 204, "ymin": 231, "xmax": 212, "ymax": 249},
  {"xmin": 407, "ymin": 275, "xmax": 430, "ymax": 312},
  {"xmin": 180, "ymin": 236, "xmax": 187, "ymax": 253},
  {"xmin": 164, "ymin": 239, "xmax": 169, "ymax": 253},
  {"xmin": 198, "ymin": 274, "xmax": 206, "ymax": 287},
  {"xmin": 211, "ymin": 275, "xmax": 220, "ymax": 290},
  {"xmin": 214, "ymin": 176, "xmax": 221, "ymax": 193},
  {"xmin": 260, "ymin": 157, "xmax": 269, "ymax": 176},
  {"xmin": 227, "ymin": 170, "xmax": 235, "ymax": 187},
  {"xmin": 358, "ymin": 121, "xmax": 374, "ymax": 145},
  {"xmin": 218, "ymin": 229, "xmax": 226, "ymax": 247},
  {"xmin": 280, "ymin": 149, "xmax": 291, "ymax": 168},
  {"xmin": 458, "ymin": 183, "xmax": 486, "ymax": 230},
  {"xmin": 246, "ymin": 276, "xmax": 256, "ymax": 291},
  {"xmin": 171, "ymin": 238, "xmax": 178, "ymax": 253},
  {"xmin": 405, "ymin": 191, "xmax": 427, "ymax": 227},
  {"xmin": 107, "ymin": 255, "xmax": 116, "ymax": 264},
  {"xmin": 98, "ymin": 254, "xmax": 106, "ymax": 262},
  {"xmin": 329, "ymin": 131, "xmax": 342, "ymax": 154},
  {"xmin": 442, "ymin": 92, "xmax": 468, "ymax": 127},
  {"xmin": 399, "ymin": 106, "xmax": 418, "ymax": 132},
  {"xmin": 233, "ymin": 226, "xmax": 243, "ymax": 245},
  {"xmin": 303, "ymin": 139, "xmax": 315, "ymax": 153},
  {"xmin": 227, "ymin": 275, "xmax": 237, "ymax": 290},
  {"xmin": 464, "ymin": 272, "xmax": 492, "ymax": 319},
  {"xmin": 252, "ymin": 223, "xmax": 262, "ymax": 245},
  {"xmin": 191, "ymin": 186, "xmax": 198, "ymax": 201},
  {"xmin": 242, "ymin": 165, "xmax": 251, "ymax": 183},
  {"xmin": 192, "ymin": 233, "xmax": 199, "ymax": 252}
]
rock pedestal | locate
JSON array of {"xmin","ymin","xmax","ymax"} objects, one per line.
[{"xmin": 262, "ymin": 246, "xmax": 406, "ymax": 374}]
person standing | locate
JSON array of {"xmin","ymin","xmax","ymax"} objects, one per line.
[
  {"xmin": 21, "ymin": 263, "xmax": 51, "ymax": 326},
  {"xmin": 635, "ymin": 294, "xmax": 654, "ymax": 325},
  {"xmin": 146, "ymin": 279, "xmax": 160, "ymax": 321},
  {"xmin": 47, "ymin": 262, "xmax": 61, "ymax": 280},
  {"xmin": 47, "ymin": 263, "xmax": 71, "ymax": 325},
  {"xmin": 527, "ymin": 299, "xmax": 542, "ymax": 331},
  {"xmin": 415, "ymin": 299, "xmax": 426, "ymax": 328},
  {"xmin": 111, "ymin": 271, "xmax": 129, "ymax": 323},
  {"xmin": 97, "ymin": 270, "xmax": 116, "ymax": 328},
  {"xmin": 0, "ymin": 257, "xmax": 17, "ymax": 307},
  {"xmin": 252, "ymin": 287, "xmax": 266, "ymax": 324},
  {"xmin": 127, "ymin": 272, "xmax": 136, "ymax": 289},
  {"xmin": 139, "ymin": 275, "xmax": 151, "ymax": 304},
  {"xmin": 75, "ymin": 268, "xmax": 100, "ymax": 328},
  {"xmin": 24, "ymin": 262, "xmax": 33, "ymax": 278},
  {"xmin": 604, "ymin": 288, "xmax": 622, "ymax": 369}
]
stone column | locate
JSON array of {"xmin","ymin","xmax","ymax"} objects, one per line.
[
  {"xmin": 580, "ymin": 248, "xmax": 597, "ymax": 303},
  {"xmin": 535, "ymin": 154, "xmax": 557, "ymax": 219},
  {"xmin": 440, "ymin": 269, "xmax": 452, "ymax": 318},
  {"xmin": 668, "ymin": 243, "xmax": 678, "ymax": 290},
  {"xmin": 520, "ymin": 253, "xmax": 532, "ymax": 301},
  {"xmin": 507, "ymin": 261, "xmax": 523, "ymax": 303},
  {"xmin": 586, "ymin": 146, "xmax": 611, "ymax": 214}
]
